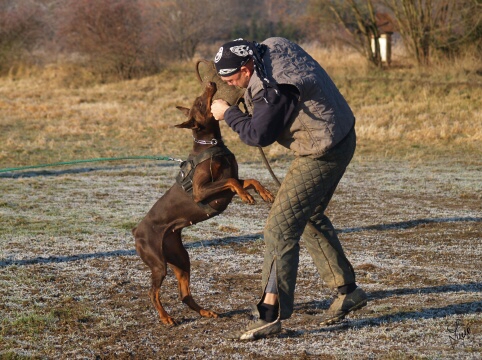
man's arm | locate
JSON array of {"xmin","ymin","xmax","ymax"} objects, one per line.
[{"xmin": 224, "ymin": 84, "xmax": 299, "ymax": 147}]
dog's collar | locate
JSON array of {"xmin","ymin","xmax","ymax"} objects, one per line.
[{"xmin": 193, "ymin": 137, "xmax": 220, "ymax": 146}]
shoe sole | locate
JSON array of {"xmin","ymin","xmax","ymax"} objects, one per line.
[
  {"xmin": 226, "ymin": 320, "xmax": 282, "ymax": 341},
  {"xmin": 240, "ymin": 324, "xmax": 281, "ymax": 341},
  {"xmin": 320, "ymin": 299, "xmax": 368, "ymax": 326}
]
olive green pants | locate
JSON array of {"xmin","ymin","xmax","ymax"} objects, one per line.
[{"xmin": 261, "ymin": 128, "xmax": 357, "ymax": 320}]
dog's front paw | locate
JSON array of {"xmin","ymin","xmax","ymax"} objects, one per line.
[
  {"xmin": 259, "ymin": 189, "xmax": 275, "ymax": 203},
  {"xmin": 240, "ymin": 193, "xmax": 256, "ymax": 204}
]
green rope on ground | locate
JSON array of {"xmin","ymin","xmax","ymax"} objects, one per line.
[{"xmin": 0, "ymin": 155, "xmax": 183, "ymax": 174}]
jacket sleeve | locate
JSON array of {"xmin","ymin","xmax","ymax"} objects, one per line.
[{"xmin": 224, "ymin": 84, "xmax": 299, "ymax": 147}]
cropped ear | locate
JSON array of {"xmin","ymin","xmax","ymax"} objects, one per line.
[
  {"xmin": 174, "ymin": 106, "xmax": 200, "ymax": 129},
  {"xmin": 176, "ymin": 106, "xmax": 190, "ymax": 117},
  {"xmin": 174, "ymin": 118, "xmax": 199, "ymax": 129}
]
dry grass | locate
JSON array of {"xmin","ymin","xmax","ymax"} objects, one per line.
[
  {"xmin": 303, "ymin": 44, "xmax": 482, "ymax": 161},
  {"xmin": 0, "ymin": 62, "xmax": 204, "ymax": 169},
  {"xmin": 1, "ymin": 45, "xmax": 481, "ymax": 170}
]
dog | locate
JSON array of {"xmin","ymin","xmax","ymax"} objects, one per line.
[{"xmin": 132, "ymin": 81, "xmax": 274, "ymax": 325}]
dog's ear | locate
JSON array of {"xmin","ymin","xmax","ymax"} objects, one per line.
[
  {"xmin": 174, "ymin": 106, "xmax": 201, "ymax": 129},
  {"xmin": 176, "ymin": 106, "xmax": 190, "ymax": 117},
  {"xmin": 174, "ymin": 118, "xmax": 200, "ymax": 129}
]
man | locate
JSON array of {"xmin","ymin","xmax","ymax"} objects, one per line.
[{"xmin": 211, "ymin": 37, "xmax": 367, "ymax": 340}]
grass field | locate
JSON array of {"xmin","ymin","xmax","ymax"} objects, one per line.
[
  {"xmin": 1, "ymin": 161, "xmax": 480, "ymax": 359},
  {"xmin": 1, "ymin": 46, "xmax": 481, "ymax": 168},
  {"xmin": 1, "ymin": 46, "xmax": 481, "ymax": 359}
]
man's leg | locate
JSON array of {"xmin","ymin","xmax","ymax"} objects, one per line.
[
  {"xmin": 257, "ymin": 266, "xmax": 279, "ymax": 322},
  {"xmin": 226, "ymin": 156, "xmax": 322, "ymax": 340},
  {"xmin": 303, "ymin": 214, "xmax": 367, "ymax": 325},
  {"xmin": 300, "ymin": 128, "xmax": 367, "ymax": 324},
  {"xmin": 227, "ymin": 144, "xmax": 356, "ymax": 341},
  {"xmin": 227, "ymin": 128, "xmax": 365, "ymax": 339},
  {"xmin": 301, "ymin": 169, "xmax": 355, "ymax": 289}
]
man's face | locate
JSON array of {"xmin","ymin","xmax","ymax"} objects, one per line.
[{"xmin": 221, "ymin": 67, "xmax": 250, "ymax": 88}]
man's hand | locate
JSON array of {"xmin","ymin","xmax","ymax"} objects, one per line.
[{"xmin": 211, "ymin": 99, "xmax": 230, "ymax": 121}]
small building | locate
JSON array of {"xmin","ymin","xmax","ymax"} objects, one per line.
[{"xmin": 371, "ymin": 12, "xmax": 396, "ymax": 65}]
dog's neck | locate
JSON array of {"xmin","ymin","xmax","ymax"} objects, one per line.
[
  {"xmin": 191, "ymin": 121, "xmax": 223, "ymax": 153},
  {"xmin": 191, "ymin": 134, "xmax": 224, "ymax": 155}
]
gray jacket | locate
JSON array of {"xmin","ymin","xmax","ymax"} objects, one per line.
[{"xmin": 244, "ymin": 37, "xmax": 355, "ymax": 157}]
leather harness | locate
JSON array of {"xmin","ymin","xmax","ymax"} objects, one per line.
[{"xmin": 175, "ymin": 144, "xmax": 234, "ymax": 216}]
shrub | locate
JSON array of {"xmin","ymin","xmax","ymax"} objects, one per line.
[
  {"xmin": 0, "ymin": 0, "xmax": 46, "ymax": 74},
  {"xmin": 56, "ymin": 0, "xmax": 163, "ymax": 80}
]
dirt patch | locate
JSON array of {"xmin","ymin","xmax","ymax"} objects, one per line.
[{"xmin": 1, "ymin": 158, "xmax": 481, "ymax": 359}]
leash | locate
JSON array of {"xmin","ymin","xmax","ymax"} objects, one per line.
[
  {"xmin": 257, "ymin": 147, "xmax": 281, "ymax": 187},
  {"xmin": 0, "ymin": 155, "xmax": 183, "ymax": 174}
]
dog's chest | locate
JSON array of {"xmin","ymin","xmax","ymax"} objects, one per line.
[{"xmin": 175, "ymin": 145, "xmax": 234, "ymax": 193}]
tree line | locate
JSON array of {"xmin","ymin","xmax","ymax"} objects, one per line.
[{"xmin": 1, "ymin": 0, "xmax": 480, "ymax": 80}]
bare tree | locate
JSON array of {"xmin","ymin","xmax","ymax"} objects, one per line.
[
  {"xmin": 149, "ymin": 0, "xmax": 236, "ymax": 61},
  {"xmin": 320, "ymin": 0, "xmax": 385, "ymax": 67},
  {"xmin": 310, "ymin": 0, "xmax": 480, "ymax": 66},
  {"xmin": 383, "ymin": 0, "xmax": 481, "ymax": 65}
]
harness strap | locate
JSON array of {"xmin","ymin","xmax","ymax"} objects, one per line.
[{"xmin": 175, "ymin": 145, "xmax": 233, "ymax": 215}]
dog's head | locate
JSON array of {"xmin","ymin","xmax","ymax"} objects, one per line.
[{"xmin": 175, "ymin": 82, "xmax": 217, "ymax": 130}]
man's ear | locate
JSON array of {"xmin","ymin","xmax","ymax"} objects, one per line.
[
  {"xmin": 240, "ymin": 66, "xmax": 250, "ymax": 76},
  {"xmin": 241, "ymin": 59, "xmax": 254, "ymax": 75},
  {"xmin": 176, "ymin": 106, "xmax": 190, "ymax": 117}
]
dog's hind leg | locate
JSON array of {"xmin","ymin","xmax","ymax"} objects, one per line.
[
  {"xmin": 134, "ymin": 226, "xmax": 178, "ymax": 325},
  {"xmin": 165, "ymin": 231, "xmax": 218, "ymax": 319},
  {"xmin": 148, "ymin": 265, "xmax": 178, "ymax": 325},
  {"xmin": 169, "ymin": 262, "xmax": 219, "ymax": 319}
]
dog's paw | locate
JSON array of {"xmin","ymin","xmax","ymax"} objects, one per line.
[
  {"xmin": 259, "ymin": 189, "xmax": 275, "ymax": 203},
  {"xmin": 161, "ymin": 316, "xmax": 179, "ymax": 326},
  {"xmin": 240, "ymin": 193, "xmax": 256, "ymax": 205},
  {"xmin": 200, "ymin": 309, "xmax": 219, "ymax": 319}
]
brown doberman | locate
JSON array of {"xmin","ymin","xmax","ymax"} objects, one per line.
[{"xmin": 132, "ymin": 81, "xmax": 274, "ymax": 325}]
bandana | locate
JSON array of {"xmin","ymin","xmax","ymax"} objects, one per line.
[
  {"xmin": 214, "ymin": 39, "xmax": 253, "ymax": 76},
  {"xmin": 214, "ymin": 38, "xmax": 279, "ymax": 103}
]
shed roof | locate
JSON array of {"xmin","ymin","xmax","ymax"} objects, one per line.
[{"xmin": 376, "ymin": 12, "xmax": 397, "ymax": 34}]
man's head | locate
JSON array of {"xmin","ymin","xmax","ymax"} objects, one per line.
[{"xmin": 214, "ymin": 39, "xmax": 254, "ymax": 88}]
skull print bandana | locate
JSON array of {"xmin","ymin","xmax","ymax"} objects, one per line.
[
  {"xmin": 214, "ymin": 38, "xmax": 279, "ymax": 103},
  {"xmin": 214, "ymin": 39, "xmax": 253, "ymax": 76}
]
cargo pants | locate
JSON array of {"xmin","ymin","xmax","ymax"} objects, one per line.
[{"xmin": 261, "ymin": 127, "xmax": 357, "ymax": 320}]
